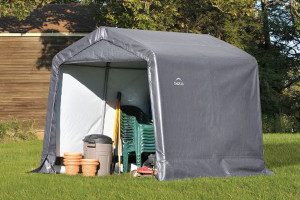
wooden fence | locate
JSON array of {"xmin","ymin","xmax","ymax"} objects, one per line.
[{"xmin": 0, "ymin": 36, "xmax": 82, "ymax": 129}]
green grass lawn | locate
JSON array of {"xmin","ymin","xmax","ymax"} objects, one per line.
[{"xmin": 0, "ymin": 134, "xmax": 299, "ymax": 200}]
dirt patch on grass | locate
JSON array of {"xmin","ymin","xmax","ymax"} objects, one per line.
[{"xmin": 35, "ymin": 131, "xmax": 44, "ymax": 140}]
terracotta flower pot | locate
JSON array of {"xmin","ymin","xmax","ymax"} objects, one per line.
[
  {"xmin": 63, "ymin": 159, "xmax": 81, "ymax": 166},
  {"xmin": 81, "ymin": 164, "xmax": 98, "ymax": 177},
  {"xmin": 64, "ymin": 161, "xmax": 80, "ymax": 175},
  {"xmin": 80, "ymin": 159, "xmax": 98, "ymax": 163},
  {"xmin": 64, "ymin": 152, "xmax": 82, "ymax": 162},
  {"xmin": 81, "ymin": 159, "xmax": 99, "ymax": 177},
  {"xmin": 64, "ymin": 161, "xmax": 81, "ymax": 165},
  {"xmin": 64, "ymin": 152, "xmax": 82, "ymax": 156},
  {"xmin": 64, "ymin": 155, "xmax": 82, "ymax": 160},
  {"xmin": 63, "ymin": 158, "xmax": 81, "ymax": 162}
]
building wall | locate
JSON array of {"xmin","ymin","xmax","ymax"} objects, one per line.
[{"xmin": 0, "ymin": 36, "xmax": 82, "ymax": 129}]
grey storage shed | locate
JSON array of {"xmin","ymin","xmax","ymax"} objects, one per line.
[{"xmin": 33, "ymin": 27, "xmax": 272, "ymax": 181}]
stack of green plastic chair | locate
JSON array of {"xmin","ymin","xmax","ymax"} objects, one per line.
[
  {"xmin": 121, "ymin": 106, "xmax": 155, "ymax": 172},
  {"xmin": 135, "ymin": 123, "xmax": 155, "ymax": 167}
]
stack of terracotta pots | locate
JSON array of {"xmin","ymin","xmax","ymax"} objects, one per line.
[
  {"xmin": 63, "ymin": 152, "xmax": 82, "ymax": 175},
  {"xmin": 80, "ymin": 159, "xmax": 99, "ymax": 177}
]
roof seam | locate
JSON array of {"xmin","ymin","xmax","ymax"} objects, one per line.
[
  {"xmin": 62, "ymin": 37, "xmax": 103, "ymax": 65},
  {"xmin": 141, "ymin": 42, "xmax": 235, "ymax": 48}
]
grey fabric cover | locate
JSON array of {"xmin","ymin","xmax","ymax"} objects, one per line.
[{"xmin": 34, "ymin": 27, "xmax": 272, "ymax": 180}]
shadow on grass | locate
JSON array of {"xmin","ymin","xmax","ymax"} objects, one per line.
[{"xmin": 264, "ymin": 143, "xmax": 300, "ymax": 168}]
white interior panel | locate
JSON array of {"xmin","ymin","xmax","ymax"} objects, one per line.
[
  {"xmin": 55, "ymin": 64, "xmax": 150, "ymax": 156},
  {"xmin": 56, "ymin": 65, "xmax": 105, "ymax": 156},
  {"xmin": 103, "ymin": 69, "xmax": 150, "ymax": 139}
]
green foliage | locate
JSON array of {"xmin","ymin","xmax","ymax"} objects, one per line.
[
  {"xmin": 256, "ymin": 0, "xmax": 300, "ymax": 133},
  {"xmin": 0, "ymin": 117, "xmax": 37, "ymax": 142},
  {"xmin": 0, "ymin": 0, "xmax": 54, "ymax": 20},
  {"xmin": 175, "ymin": 0, "xmax": 260, "ymax": 49},
  {"xmin": 290, "ymin": 0, "xmax": 300, "ymax": 33},
  {"xmin": 50, "ymin": 0, "xmax": 81, "ymax": 3},
  {"xmin": 0, "ymin": 0, "xmax": 80, "ymax": 20},
  {"xmin": 262, "ymin": 114, "xmax": 300, "ymax": 133},
  {"xmin": 86, "ymin": 0, "xmax": 178, "ymax": 30}
]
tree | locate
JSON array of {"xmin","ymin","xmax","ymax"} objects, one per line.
[
  {"xmin": 51, "ymin": 0, "xmax": 81, "ymax": 3},
  {"xmin": 0, "ymin": 0, "xmax": 54, "ymax": 20},
  {"xmin": 0, "ymin": 0, "xmax": 81, "ymax": 20},
  {"xmin": 83, "ymin": 0, "xmax": 178, "ymax": 31},
  {"xmin": 253, "ymin": 0, "xmax": 300, "ymax": 131},
  {"xmin": 175, "ymin": 0, "xmax": 260, "ymax": 50}
]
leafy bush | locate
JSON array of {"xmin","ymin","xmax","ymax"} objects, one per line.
[
  {"xmin": 0, "ymin": 117, "xmax": 37, "ymax": 142},
  {"xmin": 262, "ymin": 114, "xmax": 300, "ymax": 133}
]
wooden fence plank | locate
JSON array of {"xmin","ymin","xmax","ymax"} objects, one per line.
[{"xmin": 0, "ymin": 36, "xmax": 82, "ymax": 128}]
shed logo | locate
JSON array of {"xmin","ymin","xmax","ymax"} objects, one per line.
[{"xmin": 174, "ymin": 77, "xmax": 184, "ymax": 86}]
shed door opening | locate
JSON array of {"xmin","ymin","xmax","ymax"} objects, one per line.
[{"xmin": 55, "ymin": 61, "xmax": 151, "ymax": 157}]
